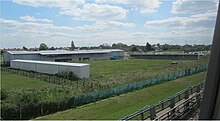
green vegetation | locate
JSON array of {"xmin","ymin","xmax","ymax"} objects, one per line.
[
  {"xmin": 37, "ymin": 72, "xmax": 206, "ymax": 120},
  {"xmin": 1, "ymin": 71, "xmax": 77, "ymax": 106},
  {"xmin": 1, "ymin": 57, "xmax": 209, "ymax": 119},
  {"xmin": 80, "ymin": 57, "xmax": 208, "ymax": 88},
  {"xmin": 1, "ymin": 71, "xmax": 57, "ymax": 91},
  {"xmin": 2, "ymin": 57, "xmax": 209, "ymax": 95}
]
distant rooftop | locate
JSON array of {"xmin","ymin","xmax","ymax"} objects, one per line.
[
  {"xmin": 6, "ymin": 49, "xmax": 124, "ymax": 55},
  {"xmin": 11, "ymin": 59, "xmax": 90, "ymax": 67}
]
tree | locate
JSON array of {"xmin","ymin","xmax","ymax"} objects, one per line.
[
  {"xmin": 71, "ymin": 41, "xmax": 75, "ymax": 50},
  {"xmin": 49, "ymin": 46, "xmax": 55, "ymax": 50},
  {"xmin": 39, "ymin": 43, "xmax": 48, "ymax": 50},
  {"xmin": 146, "ymin": 42, "xmax": 153, "ymax": 51},
  {"xmin": 161, "ymin": 44, "xmax": 171, "ymax": 51},
  {"xmin": 23, "ymin": 46, "xmax": 28, "ymax": 51},
  {"xmin": 112, "ymin": 43, "xmax": 117, "ymax": 48},
  {"xmin": 131, "ymin": 44, "xmax": 138, "ymax": 51},
  {"xmin": 99, "ymin": 43, "xmax": 111, "ymax": 49}
]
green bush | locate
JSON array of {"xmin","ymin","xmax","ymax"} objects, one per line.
[
  {"xmin": 1, "ymin": 89, "xmax": 8, "ymax": 100},
  {"xmin": 56, "ymin": 71, "xmax": 78, "ymax": 81}
]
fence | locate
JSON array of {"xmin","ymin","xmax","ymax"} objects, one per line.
[
  {"xmin": 1, "ymin": 65, "xmax": 208, "ymax": 119},
  {"xmin": 1, "ymin": 67, "xmax": 74, "ymax": 85},
  {"xmin": 120, "ymin": 81, "xmax": 205, "ymax": 120}
]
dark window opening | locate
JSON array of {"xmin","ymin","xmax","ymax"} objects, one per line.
[
  {"xmin": 55, "ymin": 58, "xmax": 72, "ymax": 62},
  {"xmin": 83, "ymin": 58, "xmax": 90, "ymax": 61}
]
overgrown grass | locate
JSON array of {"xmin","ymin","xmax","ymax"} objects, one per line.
[
  {"xmin": 1, "ymin": 57, "xmax": 209, "ymax": 119},
  {"xmin": 78, "ymin": 57, "xmax": 208, "ymax": 89},
  {"xmin": 2, "ymin": 57, "xmax": 209, "ymax": 93},
  {"xmin": 1, "ymin": 71, "xmax": 58, "ymax": 91},
  {"xmin": 37, "ymin": 72, "xmax": 206, "ymax": 120}
]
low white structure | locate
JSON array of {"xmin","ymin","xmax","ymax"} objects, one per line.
[{"xmin": 10, "ymin": 60, "xmax": 90, "ymax": 79}]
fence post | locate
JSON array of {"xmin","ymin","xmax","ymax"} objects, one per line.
[
  {"xmin": 161, "ymin": 101, "xmax": 164, "ymax": 110},
  {"xmin": 196, "ymin": 85, "xmax": 200, "ymax": 93},
  {"xmin": 184, "ymin": 90, "xmax": 189, "ymax": 99},
  {"xmin": 170, "ymin": 97, "xmax": 176, "ymax": 118},
  {"xmin": 41, "ymin": 103, "xmax": 43, "ymax": 115},
  {"xmin": 19, "ymin": 107, "xmax": 22, "ymax": 119},
  {"xmin": 190, "ymin": 87, "xmax": 193, "ymax": 94},
  {"xmin": 196, "ymin": 93, "xmax": 201, "ymax": 107},
  {"xmin": 150, "ymin": 106, "xmax": 156, "ymax": 120},
  {"xmin": 140, "ymin": 110, "xmax": 144, "ymax": 120},
  {"xmin": 184, "ymin": 89, "xmax": 190, "ymax": 112},
  {"xmin": 170, "ymin": 97, "xmax": 175, "ymax": 108}
]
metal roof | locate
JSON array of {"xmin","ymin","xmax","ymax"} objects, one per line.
[
  {"xmin": 7, "ymin": 51, "xmax": 40, "ymax": 55},
  {"xmin": 11, "ymin": 59, "xmax": 89, "ymax": 67},
  {"xmin": 7, "ymin": 49, "xmax": 124, "ymax": 55},
  {"xmin": 40, "ymin": 50, "xmax": 110, "ymax": 55}
]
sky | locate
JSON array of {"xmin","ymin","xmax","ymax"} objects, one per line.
[{"xmin": 0, "ymin": 0, "xmax": 219, "ymax": 48}]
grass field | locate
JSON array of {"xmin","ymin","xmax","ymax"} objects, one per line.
[
  {"xmin": 75, "ymin": 57, "xmax": 209, "ymax": 91},
  {"xmin": 2, "ymin": 57, "xmax": 208, "ymax": 94},
  {"xmin": 85, "ymin": 57, "xmax": 208, "ymax": 79},
  {"xmin": 1, "ymin": 71, "xmax": 58, "ymax": 91},
  {"xmin": 87, "ymin": 59, "xmax": 173, "ymax": 78},
  {"xmin": 37, "ymin": 72, "xmax": 206, "ymax": 120},
  {"xmin": 1, "ymin": 57, "xmax": 209, "ymax": 119}
]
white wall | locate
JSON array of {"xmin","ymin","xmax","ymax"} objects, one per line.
[{"xmin": 10, "ymin": 60, "xmax": 90, "ymax": 79}]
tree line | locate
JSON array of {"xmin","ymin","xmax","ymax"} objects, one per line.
[{"xmin": 1, "ymin": 41, "xmax": 212, "ymax": 53}]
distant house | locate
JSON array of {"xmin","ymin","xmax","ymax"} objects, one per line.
[{"xmin": 3, "ymin": 49, "xmax": 124, "ymax": 65}]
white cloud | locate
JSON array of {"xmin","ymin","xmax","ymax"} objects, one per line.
[
  {"xmin": 143, "ymin": 12, "xmax": 217, "ymax": 45},
  {"xmin": 74, "ymin": 21, "xmax": 135, "ymax": 31},
  {"xmin": 0, "ymin": 18, "xmax": 138, "ymax": 48},
  {"xmin": 144, "ymin": 12, "xmax": 217, "ymax": 28},
  {"xmin": 12, "ymin": 0, "xmax": 85, "ymax": 8},
  {"xmin": 13, "ymin": 0, "xmax": 128, "ymax": 22},
  {"xmin": 172, "ymin": 0, "xmax": 218, "ymax": 14},
  {"xmin": 106, "ymin": 21, "xmax": 135, "ymax": 28},
  {"xmin": 60, "ymin": 3, "xmax": 128, "ymax": 21},
  {"xmin": 20, "ymin": 16, "xmax": 53, "ymax": 23},
  {"xmin": 1, "ymin": 18, "xmax": 135, "ymax": 33},
  {"xmin": 95, "ymin": 0, "xmax": 161, "ymax": 13},
  {"xmin": 0, "ymin": 18, "xmax": 74, "ymax": 34}
]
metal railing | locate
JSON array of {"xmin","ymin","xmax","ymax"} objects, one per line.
[
  {"xmin": 155, "ymin": 91, "xmax": 203, "ymax": 120},
  {"xmin": 120, "ymin": 81, "xmax": 205, "ymax": 120}
]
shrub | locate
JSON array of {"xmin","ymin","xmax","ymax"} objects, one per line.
[
  {"xmin": 56, "ymin": 71, "xmax": 78, "ymax": 81},
  {"xmin": 1, "ymin": 89, "xmax": 8, "ymax": 100}
]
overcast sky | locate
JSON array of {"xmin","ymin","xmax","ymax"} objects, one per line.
[{"xmin": 0, "ymin": 0, "xmax": 219, "ymax": 48}]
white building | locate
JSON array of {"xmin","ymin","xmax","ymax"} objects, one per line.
[
  {"xmin": 10, "ymin": 60, "xmax": 90, "ymax": 79},
  {"xmin": 3, "ymin": 49, "xmax": 124, "ymax": 65}
]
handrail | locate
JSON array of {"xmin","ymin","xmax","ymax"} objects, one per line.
[
  {"xmin": 154, "ymin": 90, "xmax": 203, "ymax": 120},
  {"xmin": 120, "ymin": 81, "xmax": 205, "ymax": 120}
]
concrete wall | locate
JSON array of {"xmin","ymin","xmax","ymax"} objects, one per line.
[
  {"xmin": 10, "ymin": 60, "xmax": 90, "ymax": 79},
  {"xmin": 131, "ymin": 54, "xmax": 199, "ymax": 60}
]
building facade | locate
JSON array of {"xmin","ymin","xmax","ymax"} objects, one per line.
[{"xmin": 3, "ymin": 49, "xmax": 124, "ymax": 65}]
